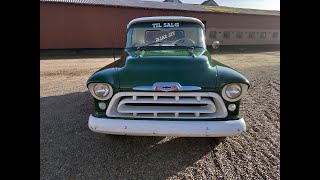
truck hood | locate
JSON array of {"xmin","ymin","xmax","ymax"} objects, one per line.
[{"xmin": 117, "ymin": 54, "xmax": 218, "ymax": 90}]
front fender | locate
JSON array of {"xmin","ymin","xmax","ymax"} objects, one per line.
[
  {"xmin": 87, "ymin": 67, "xmax": 120, "ymax": 117},
  {"xmin": 214, "ymin": 65, "xmax": 250, "ymax": 117},
  {"xmin": 86, "ymin": 68, "xmax": 119, "ymax": 89},
  {"xmin": 216, "ymin": 65, "xmax": 250, "ymax": 88}
]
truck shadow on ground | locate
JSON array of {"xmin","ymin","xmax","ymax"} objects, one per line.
[{"xmin": 40, "ymin": 91, "xmax": 222, "ymax": 179}]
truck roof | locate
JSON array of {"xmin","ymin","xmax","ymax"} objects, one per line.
[{"xmin": 127, "ymin": 16, "xmax": 205, "ymax": 29}]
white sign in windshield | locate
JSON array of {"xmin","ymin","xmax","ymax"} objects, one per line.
[
  {"xmin": 155, "ymin": 31, "xmax": 175, "ymax": 42},
  {"xmin": 145, "ymin": 30, "xmax": 185, "ymax": 43}
]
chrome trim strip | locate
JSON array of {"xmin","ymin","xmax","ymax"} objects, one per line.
[{"xmin": 133, "ymin": 82, "xmax": 201, "ymax": 91}]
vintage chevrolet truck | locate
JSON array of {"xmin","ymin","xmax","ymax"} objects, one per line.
[{"xmin": 87, "ymin": 16, "xmax": 250, "ymax": 137}]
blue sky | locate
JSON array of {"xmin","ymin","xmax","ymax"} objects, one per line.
[{"xmin": 144, "ymin": 0, "xmax": 280, "ymax": 10}]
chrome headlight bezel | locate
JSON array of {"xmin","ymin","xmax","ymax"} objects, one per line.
[
  {"xmin": 222, "ymin": 83, "xmax": 248, "ymax": 102},
  {"xmin": 88, "ymin": 83, "xmax": 113, "ymax": 100}
]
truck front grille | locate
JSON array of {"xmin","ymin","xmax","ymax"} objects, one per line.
[{"xmin": 106, "ymin": 92, "xmax": 228, "ymax": 119}]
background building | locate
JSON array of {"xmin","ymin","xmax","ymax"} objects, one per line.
[
  {"xmin": 40, "ymin": 0, "xmax": 280, "ymax": 49},
  {"xmin": 201, "ymin": 0, "xmax": 219, "ymax": 6}
]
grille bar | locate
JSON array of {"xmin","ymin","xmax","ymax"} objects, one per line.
[
  {"xmin": 118, "ymin": 97, "xmax": 214, "ymax": 105},
  {"xmin": 118, "ymin": 97, "xmax": 216, "ymax": 115},
  {"xmin": 118, "ymin": 105, "xmax": 215, "ymax": 113}
]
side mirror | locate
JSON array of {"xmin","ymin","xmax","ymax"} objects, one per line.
[{"xmin": 212, "ymin": 40, "xmax": 220, "ymax": 49}]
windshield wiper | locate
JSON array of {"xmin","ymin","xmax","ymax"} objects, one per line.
[
  {"xmin": 173, "ymin": 45, "xmax": 199, "ymax": 57},
  {"xmin": 136, "ymin": 41, "xmax": 163, "ymax": 50}
]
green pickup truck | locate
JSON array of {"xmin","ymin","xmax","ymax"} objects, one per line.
[{"xmin": 87, "ymin": 16, "xmax": 249, "ymax": 137}]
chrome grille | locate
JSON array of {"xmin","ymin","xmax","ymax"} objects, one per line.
[{"xmin": 106, "ymin": 92, "xmax": 228, "ymax": 119}]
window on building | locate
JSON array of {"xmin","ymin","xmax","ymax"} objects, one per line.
[
  {"xmin": 223, "ymin": 31, "xmax": 230, "ymax": 39},
  {"xmin": 260, "ymin": 32, "xmax": 266, "ymax": 38},
  {"xmin": 236, "ymin": 32, "xmax": 243, "ymax": 39},
  {"xmin": 249, "ymin": 32, "xmax": 255, "ymax": 38},
  {"xmin": 273, "ymin": 32, "xmax": 279, "ymax": 38},
  {"xmin": 209, "ymin": 31, "xmax": 217, "ymax": 39}
]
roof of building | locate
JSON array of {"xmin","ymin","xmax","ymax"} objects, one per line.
[
  {"xmin": 163, "ymin": 0, "xmax": 182, "ymax": 3},
  {"xmin": 40, "ymin": 0, "xmax": 280, "ymax": 16},
  {"xmin": 201, "ymin": 0, "xmax": 218, "ymax": 6},
  {"xmin": 127, "ymin": 16, "xmax": 205, "ymax": 29},
  {"xmin": 195, "ymin": 5, "xmax": 280, "ymax": 16},
  {"xmin": 40, "ymin": 0, "xmax": 207, "ymax": 12}
]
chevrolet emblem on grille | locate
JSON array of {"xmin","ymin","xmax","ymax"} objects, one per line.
[
  {"xmin": 133, "ymin": 82, "xmax": 201, "ymax": 92},
  {"xmin": 155, "ymin": 85, "xmax": 179, "ymax": 92}
]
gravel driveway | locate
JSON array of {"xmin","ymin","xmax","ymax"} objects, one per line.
[{"xmin": 40, "ymin": 51, "xmax": 280, "ymax": 179}]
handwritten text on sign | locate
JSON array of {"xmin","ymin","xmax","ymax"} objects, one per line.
[
  {"xmin": 155, "ymin": 31, "xmax": 175, "ymax": 42},
  {"xmin": 152, "ymin": 23, "xmax": 180, "ymax": 28}
]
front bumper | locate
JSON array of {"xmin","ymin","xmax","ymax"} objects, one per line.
[{"xmin": 88, "ymin": 115, "xmax": 246, "ymax": 137}]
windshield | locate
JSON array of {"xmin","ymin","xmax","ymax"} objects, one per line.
[{"xmin": 126, "ymin": 22, "xmax": 206, "ymax": 48}]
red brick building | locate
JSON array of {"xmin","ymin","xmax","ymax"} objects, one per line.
[{"xmin": 40, "ymin": 0, "xmax": 280, "ymax": 49}]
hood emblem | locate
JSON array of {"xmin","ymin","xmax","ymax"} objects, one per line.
[
  {"xmin": 133, "ymin": 82, "xmax": 201, "ymax": 92},
  {"xmin": 154, "ymin": 84, "xmax": 180, "ymax": 92}
]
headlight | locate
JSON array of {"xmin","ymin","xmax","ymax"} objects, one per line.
[
  {"xmin": 222, "ymin": 83, "xmax": 248, "ymax": 102},
  {"xmin": 94, "ymin": 84, "xmax": 109, "ymax": 97},
  {"xmin": 88, "ymin": 83, "xmax": 113, "ymax": 100},
  {"xmin": 225, "ymin": 84, "xmax": 242, "ymax": 99}
]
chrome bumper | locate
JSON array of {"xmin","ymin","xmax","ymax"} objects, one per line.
[{"xmin": 88, "ymin": 115, "xmax": 246, "ymax": 137}]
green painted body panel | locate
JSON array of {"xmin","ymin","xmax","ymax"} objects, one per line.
[
  {"xmin": 87, "ymin": 68, "xmax": 119, "ymax": 89},
  {"xmin": 117, "ymin": 48, "xmax": 218, "ymax": 90},
  {"xmin": 215, "ymin": 63, "xmax": 250, "ymax": 88},
  {"xmin": 87, "ymin": 47, "xmax": 249, "ymax": 120}
]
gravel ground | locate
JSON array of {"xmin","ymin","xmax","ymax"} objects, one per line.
[{"xmin": 40, "ymin": 51, "xmax": 280, "ymax": 179}]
